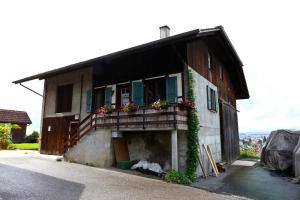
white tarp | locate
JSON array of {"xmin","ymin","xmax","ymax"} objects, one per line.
[{"xmin": 131, "ymin": 160, "xmax": 163, "ymax": 174}]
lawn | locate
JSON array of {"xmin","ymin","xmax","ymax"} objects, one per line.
[
  {"xmin": 9, "ymin": 143, "xmax": 39, "ymax": 150},
  {"xmin": 240, "ymin": 147, "xmax": 260, "ymax": 159}
]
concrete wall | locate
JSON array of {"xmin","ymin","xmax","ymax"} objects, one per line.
[
  {"xmin": 64, "ymin": 129, "xmax": 114, "ymax": 167},
  {"xmin": 124, "ymin": 131, "xmax": 172, "ymax": 170},
  {"xmin": 44, "ymin": 67, "xmax": 92, "ymax": 120},
  {"xmin": 189, "ymin": 67, "xmax": 222, "ymax": 176},
  {"xmin": 178, "ymin": 130, "xmax": 187, "ymax": 172}
]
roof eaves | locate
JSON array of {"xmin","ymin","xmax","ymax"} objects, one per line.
[{"xmin": 13, "ymin": 29, "xmax": 200, "ymax": 84}]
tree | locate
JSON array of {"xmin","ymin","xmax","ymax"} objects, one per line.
[
  {"xmin": 0, "ymin": 123, "xmax": 20, "ymax": 149},
  {"xmin": 25, "ymin": 131, "xmax": 40, "ymax": 143}
]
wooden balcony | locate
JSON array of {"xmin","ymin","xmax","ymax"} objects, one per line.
[
  {"xmin": 64, "ymin": 104, "xmax": 188, "ymax": 153},
  {"xmin": 93, "ymin": 105, "xmax": 188, "ymax": 131}
]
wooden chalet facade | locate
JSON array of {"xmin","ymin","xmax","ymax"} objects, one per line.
[{"xmin": 13, "ymin": 26, "xmax": 249, "ymax": 175}]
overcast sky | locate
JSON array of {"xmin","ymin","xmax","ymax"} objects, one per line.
[{"xmin": 0, "ymin": 0, "xmax": 299, "ymax": 134}]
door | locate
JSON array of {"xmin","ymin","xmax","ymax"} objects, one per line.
[
  {"xmin": 116, "ymin": 84, "xmax": 131, "ymax": 107},
  {"xmin": 219, "ymin": 102, "xmax": 240, "ymax": 163},
  {"xmin": 41, "ymin": 116, "xmax": 75, "ymax": 155}
]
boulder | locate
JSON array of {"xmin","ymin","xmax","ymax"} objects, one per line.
[
  {"xmin": 261, "ymin": 130, "xmax": 300, "ymax": 171},
  {"xmin": 294, "ymin": 139, "xmax": 300, "ymax": 177}
]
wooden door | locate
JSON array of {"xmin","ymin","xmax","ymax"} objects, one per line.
[
  {"xmin": 41, "ymin": 116, "xmax": 75, "ymax": 155},
  {"xmin": 219, "ymin": 102, "xmax": 240, "ymax": 163}
]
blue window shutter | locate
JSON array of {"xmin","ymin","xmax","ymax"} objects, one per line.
[
  {"xmin": 132, "ymin": 81, "xmax": 144, "ymax": 106},
  {"xmin": 214, "ymin": 90, "xmax": 218, "ymax": 112},
  {"xmin": 105, "ymin": 87, "xmax": 112, "ymax": 106},
  {"xmin": 207, "ymin": 86, "xmax": 211, "ymax": 110},
  {"xmin": 86, "ymin": 90, "xmax": 92, "ymax": 113},
  {"xmin": 166, "ymin": 76, "xmax": 177, "ymax": 103}
]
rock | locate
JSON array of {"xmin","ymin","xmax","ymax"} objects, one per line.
[
  {"xmin": 294, "ymin": 139, "xmax": 300, "ymax": 177},
  {"xmin": 56, "ymin": 156, "xmax": 63, "ymax": 162},
  {"xmin": 261, "ymin": 130, "xmax": 300, "ymax": 171}
]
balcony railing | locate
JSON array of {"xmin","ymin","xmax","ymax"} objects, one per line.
[
  {"xmin": 94, "ymin": 104, "xmax": 188, "ymax": 131},
  {"xmin": 64, "ymin": 104, "xmax": 188, "ymax": 153}
]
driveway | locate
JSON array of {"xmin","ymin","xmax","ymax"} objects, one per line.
[
  {"xmin": 0, "ymin": 150, "xmax": 247, "ymax": 200},
  {"xmin": 192, "ymin": 160, "xmax": 300, "ymax": 200}
]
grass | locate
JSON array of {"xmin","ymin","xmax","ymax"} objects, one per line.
[
  {"xmin": 9, "ymin": 143, "xmax": 39, "ymax": 150},
  {"xmin": 240, "ymin": 147, "xmax": 260, "ymax": 159}
]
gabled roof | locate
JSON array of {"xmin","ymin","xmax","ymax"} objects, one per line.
[
  {"xmin": 13, "ymin": 26, "xmax": 249, "ymax": 99},
  {"xmin": 0, "ymin": 109, "xmax": 32, "ymax": 124}
]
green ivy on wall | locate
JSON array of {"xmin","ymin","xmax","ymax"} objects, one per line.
[{"xmin": 185, "ymin": 68, "xmax": 200, "ymax": 181}]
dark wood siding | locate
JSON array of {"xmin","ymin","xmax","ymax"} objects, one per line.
[
  {"xmin": 11, "ymin": 124, "xmax": 26, "ymax": 143},
  {"xmin": 41, "ymin": 116, "xmax": 75, "ymax": 155},
  {"xmin": 220, "ymin": 103, "xmax": 240, "ymax": 163},
  {"xmin": 187, "ymin": 40, "xmax": 236, "ymax": 107}
]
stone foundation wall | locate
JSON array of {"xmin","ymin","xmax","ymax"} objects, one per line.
[{"xmin": 64, "ymin": 129, "xmax": 114, "ymax": 167}]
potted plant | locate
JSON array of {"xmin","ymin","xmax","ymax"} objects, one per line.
[
  {"xmin": 152, "ymin": 99, "xmax": 170, "ymax": 110},
  {"xmin": 120, "ymin": 102, "xmax": 138, "ymax": 113},
  {"xmin": 178, "ymin": 99, "xmax": 195, "ymax": 110},
  {"xmin": 97, "ymin": 105, "xmax": 114, "ymax": 114}
]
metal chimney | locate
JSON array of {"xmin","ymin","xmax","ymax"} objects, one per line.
[{"xmin": 159, "ymin": 25, "xmax": 170, "ymax": 39}]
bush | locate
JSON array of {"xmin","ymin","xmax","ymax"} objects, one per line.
[
  {"xmin": 0, "ymin": 123, "xmax": 20, "ymax": 149},
  {"xmin": 25, "ymin": 131, "xmax": 39, "ymax": 143},
  {"xmin": 164, "ymin": 170, "xmax": 191, "ymax": 185},
  {"xmin": 240, "ymin": 147, "xmax": 260, "ymax": 159}
]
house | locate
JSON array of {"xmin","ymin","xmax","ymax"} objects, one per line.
[
  {"xmin": 0, "ymin": 109, "xmax": 32, "ymax": 143},
  {"xmin": 13, "ymin": 26, "xmax": 249, "ymax": 175}
]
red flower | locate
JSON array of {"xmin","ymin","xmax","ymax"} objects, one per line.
[{"xmin": 178, "ymin": 99, "xmax": 195, "ymax": 109}]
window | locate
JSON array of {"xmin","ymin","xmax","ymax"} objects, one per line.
[
  {"xmin": 56, "ymin": 84, "xmax": 73, "ymax": 113},
  {"xmin": 206, "ymin": 85, "xmax": 217, "ymax": 112},
  {"xmin": 121, "ymin": 87, "xmax": 130, "ymax": 105},
  {"xmin": 208, "ymin": 52, "xmax": 212, "ymax": 70},
  {"xmin": 93, "ymin": 88, "xmax": 105, "ymax": 110},
  {"xmin": 145, "ymin": 78, "xmax": 166, "ymax": 104},
  {"xmin": 220, "ymin": 65, "xmax": 224, "ymax": 80}
]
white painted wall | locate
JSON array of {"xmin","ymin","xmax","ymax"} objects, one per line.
[
  {"xmin": 189, "ymin": 67, "xmax": 222, "ymax": 176},
  {"xmin": 44, "ymin": 67, "xmax": 92, "ymax": 119}
]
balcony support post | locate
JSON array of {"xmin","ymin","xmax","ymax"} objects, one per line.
[{"xmin": 171, "ymin": 129, "xmax": 178, "ymax": 171}]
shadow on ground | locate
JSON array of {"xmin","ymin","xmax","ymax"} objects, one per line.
[
  {"xmin": 192, "ymin": 161, "xmax": 300, "ymax": 200},
  {"xmin": 0, "ymin": 163, "xmax": 84, "ymax": 200}
]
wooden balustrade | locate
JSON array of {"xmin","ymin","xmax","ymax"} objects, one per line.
[{"xmin": 63, "ymin": 104, "xmax": 188, "ymax": 153}]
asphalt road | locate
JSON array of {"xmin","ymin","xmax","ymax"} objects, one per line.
[{"xmin": 0, "ymin": 150, "xmax": 247, "ymax": 200}]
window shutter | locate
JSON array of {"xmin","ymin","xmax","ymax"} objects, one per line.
[
  {"xmin": 214, "ymin": 90, "xmax": 218, "ymax": 112},
  {"xmin": 206, "ymin": 85, "xmax": 211, "ymax": 110},
  {"xmin": 105, "ymin": 87, "xmax": 112, "ymax": 106},
  {"xmin": 132, "ymin": 81, "xmax": 144, "ymax": 106},
  {"xmin": 86, "ymin": 90, "xmax": 92, "ymax": 113},
  {"xmin": 166, "ymin": 76, "xmax": 178, "ymax": 103}
]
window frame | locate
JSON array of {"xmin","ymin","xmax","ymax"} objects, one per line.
[{"xmin": 207, "ymin": 85, "xmax": 217, "ymax": 112}]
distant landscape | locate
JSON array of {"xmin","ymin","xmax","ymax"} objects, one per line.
[{"xmin": 239, "ymin": 131, "xmax": 270, "ymax": 139}]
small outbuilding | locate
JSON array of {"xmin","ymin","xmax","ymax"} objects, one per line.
[{"xmin": 0, "ymin": 109, "xmax": 32, "ymax": 143}]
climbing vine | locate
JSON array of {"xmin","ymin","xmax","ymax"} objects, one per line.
[{"xmin": 185, "ymin": 68, "xmax": 200, "ymax": 181}]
